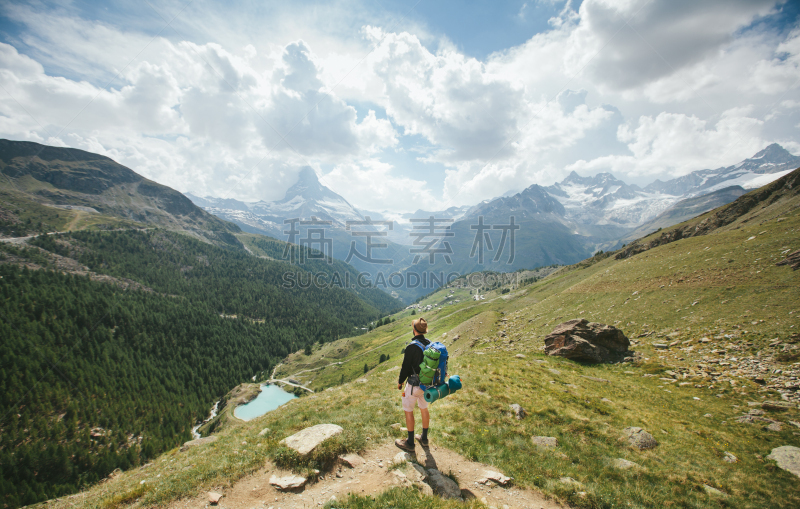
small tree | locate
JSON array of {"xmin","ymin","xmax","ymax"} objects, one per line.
[
  {"xmin": 363, "ymin": 363, "xmax": 369, "ymax": 373},
  {"xmin": 411, "ymin": 309, "xmax": 416, "ymax": 315},
  {"xmin": 379, "ymin": 353, "xmax": 387, "ymax": 363},
  {"xmin": 304, "ymin": 344, "xmax": 312, "ymax": 356}
]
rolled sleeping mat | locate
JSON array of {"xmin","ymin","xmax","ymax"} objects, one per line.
[{"xmin": 423, "ymin": 384, "xmax": 450, "ymax": 403}]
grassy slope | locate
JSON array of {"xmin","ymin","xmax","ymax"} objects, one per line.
[{"xmin": 39, "ymin": 182, "xmax": 800, "ymax": 509}]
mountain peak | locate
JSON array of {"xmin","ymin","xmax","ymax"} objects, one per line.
[
  {"xmin": 749, "ymin": 143, "xmax": 796, "ymax": 164},
  {"xmin": 278, "ymin": 166, "xmax": 326, "ymax": 203}
]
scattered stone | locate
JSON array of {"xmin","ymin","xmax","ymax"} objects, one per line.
[
  {"xmin": 789, "ymin": 421, "xmax": 800, "ymax": 428},
  {"xmin": 580, "ymin": 375, "xmax": 610, "ymax": 383},
  {"xmin": 612, "ymin": 458, "xmax": 641, "ymax": 470},
  {"xmin": 532, "ymin": 436, "xmax": 558, "ymax": 448},
  {"xmin": 703, "ymin": 414, "xmax": 713, "ymax": 418},
  {"xmin": 258, "ymin": 428, "xmax": 271, "ymax": 436},
  {"xmin": 622, "ymin": 427, "xmax": 658, "ymax": 450},
  {"xmin": 767, "ymin": 446, "xmax": 800, "ymax": 477},
  {"xmin": 748, "ymin": 409, "xmax": 766, "ymax": 416},
  {"xmin": 208, "ymin": 492, "xmax": 222, "ymax": 504},
  {"xmin": 269, "ymin": 474, "xmax": 307, "ymax": 490},
  {"xmin": 703, "ymin": 484, "xmax": 727, "ymax": 497},
  {"xmin": 766, "ymin": 421, "xmax": 783, "ymax": 432},
  {"xmin": 425, "ymin": 468, "xmax": 463, "ymax": 500},
  {"xmin": 544, "ymin": 319, "xmax": 633, "ymax": 363},
  {"xmin": 482, "ymin": 470, "xmax": 513, "ymax": 485},
  {"xmin": 763, "ymin": 401, "xmax": 795, "ymax": 412},
  {"xmin": 559, "ymin": 477, "xmax": 582, "ymax": 487},
  {"xmin": 393, "ymin": 452, "xmax": 414, "ymax": 464},
  {"xmin": 509, "ymin": 404, "xmax": 527, "ymax": 420},
  {"xmin": 653, "ymin": 343, "xmax": 669, "ymax": 349},
  {"xmin": 515, "ymin": 354, "xmax": 526, "ymax": 359},
  {"xmin": 390, "ymin": 423, "xmax": 402, "ymax": 430},
  {"xmin": 280, "ymin": 424, "xmax": 343, "ymax": 455},
  {"xmin": 181, "ymin": 435, "xmax": 218, "ymax": 452},
  {"xmin": 339, "ymin": 453, "xmax": 365, "ymax": 468},
  {"xmin": 548, "ymin": 368, "xmax": 562, "ymax": 375},
  {"xmin": 723, "ymin": 452, "xmax": 738, "ymax": 463}
]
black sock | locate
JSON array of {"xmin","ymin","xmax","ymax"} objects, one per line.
[
  {"xmin": 407, "ymin": 431, "xmax": 415, "ymax": 445},
  {"xmin": 421, "ymin": 428, "xmax": 428, "ymax": 440}
]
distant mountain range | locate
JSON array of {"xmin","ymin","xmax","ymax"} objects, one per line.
[
  {"xmin": 4, "ymin": 136, "xmax": 796, "ymax": 302},
  {"xmin": 185, "ymin": 142, "xmax": 799, "ymax": 299}
]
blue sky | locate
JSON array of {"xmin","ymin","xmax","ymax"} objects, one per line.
[{"xmin": 1, "ymin": 0, "xmax": 799, "ymax": 213}]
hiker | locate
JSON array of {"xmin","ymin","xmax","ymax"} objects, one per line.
[{"xmin": 395, "ymin": 317, "xmax": 431, "ymax": 452}]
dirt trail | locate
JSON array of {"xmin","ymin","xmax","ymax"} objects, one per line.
[{"xmin": 169, "ymin": 441, "xmax": 566, "ymax": 509}]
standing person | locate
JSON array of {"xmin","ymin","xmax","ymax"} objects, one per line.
[{"xmin": 395, "ymin": 317, "xmax": 431, "ymax": 452}]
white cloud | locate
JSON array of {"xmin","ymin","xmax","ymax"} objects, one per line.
[
  {"xmin": 564, "ymin": 0, "xmax": 778, "ymax": 92},
  {"xmin": 0, "ymin": 0, "xmax": 798, "ymax": 215},
  {"xmin": 567, "ymin": 110, "xmax": 766, "ymax": 178},
  {"xmin": 324, "ymin": 159, "xmax": 435, "ymax": 211}
]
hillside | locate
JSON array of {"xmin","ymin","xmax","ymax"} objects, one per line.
[
  {"xmin": 0, "ymin": 227, "xmax": 401, "ymax": 508},
  {"xmin": 0, "ymin": 139, "xmax": 242, "ymax": 246},
  {"xmin": 37, "ymin": 172, "xmax": 800, "ymax": 509}
]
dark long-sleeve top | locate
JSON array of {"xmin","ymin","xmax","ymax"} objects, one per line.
[{"xmin": 398, "ymin": 334, "xmax": 430, "ymax": 385}]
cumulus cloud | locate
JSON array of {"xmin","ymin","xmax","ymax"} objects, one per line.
[
  {"xmin": 564, "ymin": 0, "xmax": 778, "ymax": 92},
  {"xmin": 0, "ymin": 0, "xmax": 798, "ymax": 214},
  {"xmin": 567, "ymin": 110, "xmax": 766, "ymax": 178},
  {"xmin": 323, "ymin": 159, "xmax": 435, "ymax": 212}
]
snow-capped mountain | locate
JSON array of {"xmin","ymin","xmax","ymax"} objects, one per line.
[
  {"xmin": 644, "ymin": 143, "xmax": 800, "ymax": 196},
  {"xmin": 186, "ymin": 166, "xmax": 364, "ymax": 237},
  {"xmin": 545, "ymin": 172, "xmax": 678, "ymax": 227},
  {"xmin": 475, "ymin": 143, "xmax": 799, "ymax": 249}
]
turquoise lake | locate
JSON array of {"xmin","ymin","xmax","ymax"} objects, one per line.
[{"xmin": 233, "ymin": 384, "xmax": 296, "ymax": 421}]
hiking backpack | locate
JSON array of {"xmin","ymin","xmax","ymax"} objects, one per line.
[{"xmin": 411, "ymin": 340, "xmax": 448, "ymax": 388}]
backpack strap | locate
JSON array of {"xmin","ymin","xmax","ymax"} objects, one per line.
[{"xmin": 409, "ymin": 340, "xmax": 427, "ymax": 390}]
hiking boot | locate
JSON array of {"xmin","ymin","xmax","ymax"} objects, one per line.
[
  {"xmin": 414, "ymin": 434, "xmax": 429, "ymax": 447},
  {"xmin": 394, "ymin": 438, "xmax": 415, "ymax": 452}
]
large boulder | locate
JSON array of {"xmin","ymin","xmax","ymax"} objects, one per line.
[
  {"xmin": 767, "ymin": 446, "xmax": 800, "ymax": 477},
  {"xmin": 280, "ymin": 424, "xmax": 343, "ymax": 456},
  {"xmin": 544, "ymin": 319, "xmax": 632, "ymax": 363}
]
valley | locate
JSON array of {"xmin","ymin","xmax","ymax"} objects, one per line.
[{"xmin": 13, "ymin": 166, "xmax": 797, "ymax": 509}]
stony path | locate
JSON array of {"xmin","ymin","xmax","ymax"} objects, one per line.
[{"xmin": 168, "ymin": 441, "xmax": 567, "ymax": 509}]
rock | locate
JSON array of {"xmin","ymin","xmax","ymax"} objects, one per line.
[
  {"xmin": 208, "ymin": 492, "xmax": 222, "ymax": 504},
  {"xmin": 703, "ymin": 484, "xmax": 727, "ymax": 497},
  {"xmin": 258, "ymin": 428, "xmax": 271, "ymax": 436},
  {"xmin": 544, "ymin": 319, "xmax": 633, "ymax": 363},
  {"xmin": 394, "ymin": 451, "xmax": 414, "ymax": 464},
  {"xmin": 612, "ymin": 458, "xmax": 641, "ymax": 470},
  {"xmin": 532, "ymin": 436, "xmax": 558, "ymax": 448},
  {"xmin": 390, "ymin": 423, "xmax": 402, "ymax": 430},
  {"xmin": 763, "ymin": 401, "xmax": 795, "ymax": 412},
  {"xmin": 580, "ymin": 375, "xmax": 610, "ymax": 383},
  {"xmin": 509, "ymin": 404, "xmax": 527, "ymax": 420},
  {"xmin": 623, "ymin": 427, "xmax": 658, "ymax": 450},
  {"xmin": 269, "ymin": 474, "xmax": 307, "ymax": 490},
  {"xmin": 559, "ymin": 477, "xmax": 582, "ymax": 486},
  {"xmin": 181, "ymin": 435, "xmax": 218, "ymax": 452},
  {"xmin": 548, "ymin": 368, "xmax": 562, "ymax": 375},
  {"xmin": 703, "ymin": 414, "xmax": 713, "ymax": 418},
  {"xmin": 723, "ymin": 452, "xmax": 738, "ymax": 463},
  {"xmin": 280, "ymin": 424, "xmax": 343, "ymax": 455},
  {"xmin": 766, "ymin": 421, "xmax": 783, "ymax": 432},
  {"xmin": 339, "ymin": 453, "xmax": 365, "ymax": 468},
  {"xmin": 426, "ymin": 468, "xmax": 463, "ymax": 500},
  {"xmin": 748, "ymin": 409, "xmax": 766, "ymax": 416},
  {"xmin": 482, "ymin": 470, "xmax": 513, "ymax": 485},
  {"xmin": 767, "ymin": 446, "xmax": 800, "ymax": 477},
  {"xmin": 515, "ymin": 354, "xmax": 526, "ymax": 359}
]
